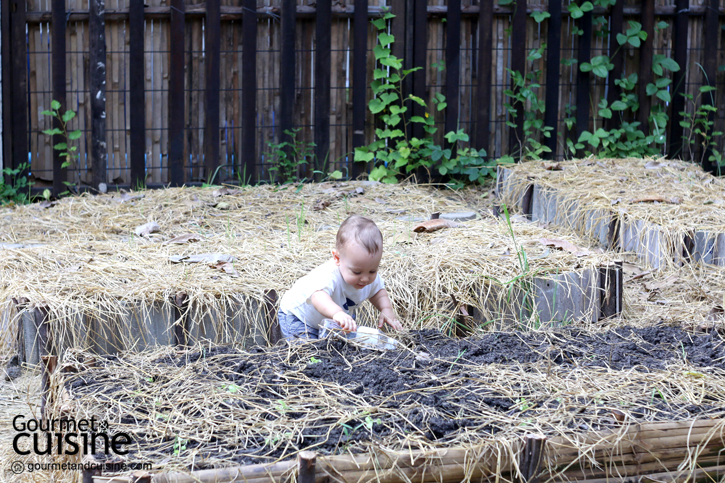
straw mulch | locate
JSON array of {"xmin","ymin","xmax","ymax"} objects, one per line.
[
  {"xmin": 0, "ymin": 182, "xmax": 621, "ymax": 359},
  {"xmin": 499, "ymin": 158, "xmax": 725, "ymax": 271},
  {"xmin": 41, "ymin": 327, "xmax": 725, "ymax": 480}
]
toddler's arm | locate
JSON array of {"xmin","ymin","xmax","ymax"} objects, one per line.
[
  {"xmin": 369, "ymin": 289, "xmax": 402, "ymax": 331},
  {"xmin": 310, "ymin": 290, "xmax": 357, "ymax": 332}
]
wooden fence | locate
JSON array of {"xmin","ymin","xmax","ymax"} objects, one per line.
[{"xmin": 2, "ymin": 0, "xmax": 725, "ymax": 192}]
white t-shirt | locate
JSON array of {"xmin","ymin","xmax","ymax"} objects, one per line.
[{"xmin": 279, "ymin": 259, "xmax": 385, "ymax": 329}]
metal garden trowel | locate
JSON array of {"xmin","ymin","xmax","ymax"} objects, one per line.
[{"xmin": 322, "ymin": 319, "xmax": 398, "ymax": 351}]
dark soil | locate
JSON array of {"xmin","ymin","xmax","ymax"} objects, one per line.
[{"xmin": 68, "ymin": 325, "xmax": 725, "ymax": 469}]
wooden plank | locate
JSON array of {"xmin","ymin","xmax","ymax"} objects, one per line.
[
  {"xmin": 668, "ymin": 0, "xmax": 688, "ymax": 159},
  {"xmin": 279, "ymin": 0, "xmax": 295, "ymax": 177},
  {"xmin": 508, "ymin": 0, "xmax": 526, "ymax": 158},
  {"xmin": 444, "ymin": 0, "xmax": 461, "ymax": 142},
  {"xmin": 205, "ymin": 0, "xmax": 221, "ymax": 183},
  {"xmin": 701, "ymin": 0, "xmax": 718, "ymax": 173},
  {"xmin": 351, "ymin": 0, "xmax": 368, "ymax": 179},
  {"xmin": 543, "ymin": 0, "xmax": 561, "ymax": 157},
  {"xmin": 575, "ymin": 11, "xmax": 592, "ymax": 156},
  {"xmin": 52, "ymin": 0, "xmax": 67, "ymax": 195},
  {"xmin": 27, "ymin": 25, "xmax": 39, "ymax": 180},
  {"xmin": 475, "ymin": 0, "xmax": 492, "ymax": 157},
  {"xmin": 89, "ymin": 0, "xmax": 108, "ymax": 189},
  {"xmin": 1, "ymin": 0, "xmax": 12, "ymax": 175},
  {"xmin": 605, "ymin": 0, "xmax": 624, "ymax": 132},
  {"xmin": 314, "ymin": 0, "xmax": 331, "ymax": 178},
  {"xmin": 129, "ymin": 0, "xmax": 145, "ymax": 187},
  {"xmin": 168, "ymin": 0, "xmax": 185, "ymax": 186},
  {"xmin": 636, "ymin": 0, "xmax": 655, "ymax": 136},
  {"xmin": 411, "ymin": 0, "xmax": 426, "ymax": 142},
  {"xmin": 242, "ymin": 0, "xmax": 257, "ymax": 183}
]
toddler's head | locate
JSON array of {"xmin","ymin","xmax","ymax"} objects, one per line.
[{"xmin": 333, "ymin": 215, "xmax": 383, "ymax": 289}]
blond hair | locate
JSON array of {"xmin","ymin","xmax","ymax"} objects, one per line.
[{"xmin": 336, "ymin": 215, "xmax": 383, "ymax": 254}]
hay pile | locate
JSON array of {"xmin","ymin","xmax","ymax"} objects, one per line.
[
  {"xmin": 41, "ymin": 328, "xmax": 725, "ymax": 479},
  {"xmin": 0, "ymin": 182, "xmax": 620, "ymax": 358},
  {"xmin": 499, "ymin": 158, "xmax": 725, "ymax": 235},
  {"xmin": 498, "ymin": 158, "xmax": 725, "ymax": 270}
]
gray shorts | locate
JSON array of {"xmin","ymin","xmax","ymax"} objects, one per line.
[{"xmin": 278, "ymin": 311, "xmax": 354, "ymax": 342}]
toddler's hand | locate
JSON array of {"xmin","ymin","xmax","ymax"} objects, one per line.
[
  {"xmin": 332, "ymin": 311, "xmax": 357, "ymax": 332},
  {"xmin": 378, "ymin": 309, "xmax": 402, "ymax": 331}
]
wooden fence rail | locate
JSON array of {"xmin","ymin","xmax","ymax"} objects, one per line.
[{"xmin": 2, "ymin": 0, "xmax": 725, "ymax": 192}]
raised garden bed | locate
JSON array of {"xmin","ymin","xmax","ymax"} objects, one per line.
[
  {"xmin": 497, "ymin": 159, "xmax": 725, "ymax": 269},
  {"xmin": 48, "ymin": 325, "xmax": 725, "ymax": 482}
]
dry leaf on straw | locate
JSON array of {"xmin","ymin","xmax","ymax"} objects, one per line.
[
  {"xmin": 707, "ymin": 305, "xmax": 724, "ymax": 322},
  {"xmin": 644, "ymin": 275, "xmax": 678, "ymax": 291},
  {"xmin": 210, "ymin": 261, "xmax": 239, "ymax": 277},
  {"xmin": 631, "ymin": 195, "xmax": 681, "ymax": 204},
  {"xmin": 134, "ymin": 221, "xmax": 160, "ymax": 237},
  {"xmin": 213, "ymin": 187, "xmax": 243, "ymax": 197},
  {"xmin": 312, "ymin": 199, "xmax": 331, "ymax": 211},
  {"xmin": 374, "ymin": 198, "xmax": 387, "ymax": 204},
  {"xmin": 115, "ymin": 193, "xmax": 145, "ymax": 203},
  {"xmin": 164, "ymin": 233, "xmax": 202, "ymax": 245},
  {"xmin": 413, "ymin": 219, "xmax": 459, "ymax": 233},
  {"xmin": 389, "ymin": 230, "xmax": 416, "ymax": 245},
  {"xmin": 539, "ymin": 238, "xmax": 590, "ymax": 257},
  {"xmin": 542, "ymin": 162, "xmax": 563, "ymax": 171},
  {"xmin": 622, "ymin": 262, "xmax": 650, "ymax": 280},
  {"xmin": 169, "ymin": 253, "xmax": 235, "ymax": 264},
  {"xmin": 38, "ymin": 200, "xmax": 58, "ymax": 209},
  {"xmin": 644, "ymin": 160, "xmax": 666, "ymax": 169}
]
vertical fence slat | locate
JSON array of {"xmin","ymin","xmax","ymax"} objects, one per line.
[
  {"xmin": 168, "ymin": 0, "xmax": 185, "ymax": 186},
  {"xmin": 411, "ymin": 0, "xmax": 426, "ymax": 142},
  {"xmin": 314, "ymin": 0, "xmax": 331, "ymax": 177},
  {"xmin": 52, "ymin": 0, "xmax": 67, "ymax": 195},
  {"xmin": 242, "ymin": 0, "xmax": 257, "ymax": 183},
  {"xmin": 129, "ymin": 0, "xmax": 145, "ymax": 188},
  {"xmin": 575, "ymin": 11, "xmax": 592, "ymax": 153},
  {"xmin": 279, "ymin": 0, "xmax": 295, "ymax": 178},
  {"xmin": 1, "ymin": 0, "xmax": 12, "ymax": 175},
  {"xmin": 205, "ymin": 0, "xmax": 220, "ymax": 183},
  {"xmin": 351, "ymin": 0, "xmax": 368, "ymax": 179},
  {"xmin": 605, "ymin": 0, "xmax": 624, "ymax": 132},
  {"xmin": 669, "ymin": 0, "xmax": 689, "ymax": 159},
  {"xmin": 475, "ymin": 0, "xmax": 492, "ymax": 158},
  {"xmin": 391, "ymin": 0, "xmax": 405, "ymax": 65},
  {"xmin": 702, "ymin": 0, "xmax": 718, "ymax": 173},
  {"xmin": 508, "ymin": 0, "xmax": 526, "ymax": 157},
  {"xmin": 89, "ymin": 0, "xmax": 107, "ymax": 189},
  {"xmin": 444, "ymin": 0, "xmax": 461, "ymax": 142},
  {"xmin": 544, "ymin": 0, "xmax": 561, "ymax": 158},
  {"xmin": 636, "ymin": 0, "xmax": 655, "ymax": 136}
]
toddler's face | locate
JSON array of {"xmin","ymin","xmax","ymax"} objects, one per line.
[{"xmin": 333, "ymin": 242, "xmax": 382, "ymax": 290}]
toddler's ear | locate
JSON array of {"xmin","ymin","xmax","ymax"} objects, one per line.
[{"xmin": 332, "ymin": 248, "xmax": 341, "ymax": 265}]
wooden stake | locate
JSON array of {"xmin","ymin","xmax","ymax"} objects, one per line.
[
  {"xmin": 518, "ymin": 434, "xmax": 546, "ymax": 483},
  {"xmin": 298, "ymin": 451, "xmax": 317, "ymax": 483},
  {"xmin": 264, "ymin": 289, "xmax": 282, "ymax": 346}
]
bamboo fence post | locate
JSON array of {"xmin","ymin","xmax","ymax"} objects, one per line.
[{"xmin": 298, "ymin": 451, "xmax": 317, "ymax": 483}]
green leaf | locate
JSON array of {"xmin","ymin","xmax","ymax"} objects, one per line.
[
  {"xmin": 369, "ymin": 98, "xmax": 386, "ymax": 114},
  {"xmin": 410, "ymin": 116, "xmax": 426, "ymax": 123},
  {"xmin": 578, "ymin": 131, "xmax": 592, "ymax": 142},
  {"xmin": 378, "ymin": 32, "xmax": 394, "ymax": 46},
  {"xmin": 598, "ymin": 108, "xmax": 612, "ymax": 119},
  {"xmin": 652, "ymin": 63, "xmax": 663, "ymax": 76},
  {"xmin": 436, "ymin": 102, "xmax": 447, "ymax": 111},
  {"xmin": 628, "ymin": 36, "xmax": 641, "ymax": 48},
  {"xmin": 373, "ymin": 45, "xmax": 390, "ymax": 60},
  {"xmin": 656, "ymin": 20, "xmax": 668, "ymax": 30},
  {"xmin": 354, "ymin": 148, "xmax": 375, "ymax": 162},
  {"xmin": 372, "ymin": 18, "xmax": 387, "ymax": 30},
  {"xmin": 580, "ymin": 63, "xmax": 593, "ymax": 73},
  {"xmin": 531, "ymin": 11, "xmax": 550, "ymax": 23},
  {"xmin": 380, "ymin": 57, "xmax": 402, "ymax": 69},
  {"xmin": 373, "ymin": 68, "xmax": 387, "ymax": 80},
  {"xmin": 53, "ymin": 142, "xmax": 68, "ymax": 150},
  {"xmin": 616, "ymin": 33, "xmax": 628, "ymax": 45},
  {"xmin": 329, "ymin": 170, "xmax": 343, "ymax": 179},
  {"xmin": 700, "ymin": 85, "xmax": 717, "ymax": 93},
  {"xmin": 62, "ymin": 110, "xmax": 76, "ymax": 122},
  {"xmin": 655, "ymin": 78, "xmax": 671, "ymax": 88},
  {"xmin": 568, "ymin": 4, "xmax": 583, "ymax": 19},
  {"xmin": 42, "ymin": 128, "xmax": 63, "ymax": 136},
  {"xmin": 41, "ymin": 110, "xmax": 54, "ymax": 117},
  {"xmin": 498, "ymin": 0, "xmax": 513, "ymax": 4},
  {"xmin": 369, "ymin": 165, "xmax": 388, "ymax": 181},
  {"xmin": 389, "ymin": 105, "xmax": 406, "ymax": 115},
  {"xmin": 387, "ymin": 114, "xmax": 402, "ymax": 126},
  {"xmin": 659, "ymin": 57, "xmax": 680, "ymax": 72},
  {"xmin": 656, "ymin": 90, "xmax": 671, "ymax": 102},
  {"xmin": 592, "ymin": 65, "xmax": 609, "ymax": 78},
  {"xmin": 51, "ymin": 100, "xmax": 61, "ymax": 110},
  {"xmin": 580, "ymin": 1, "xmax": 594, "ymax": 12},
  {"xmin": 402, "ymin": 67, "xmax": 422, "ymax": 75},
  {"xmin": 646, "ymin": 83, "xmax": 658, "ymax": 96},
  {"xmin": 407, "ymin": 95, "xmax": 426, "ymax": 107},
  {"xmin": 68, "ymin": 130, "xmax": 82, "ymax": 140},
  {"xmin": 381, "ymin": 92, "xmax": 399, "ymax": 105}
]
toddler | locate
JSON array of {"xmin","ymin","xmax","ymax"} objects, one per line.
[{"xmin": 278, "ymin": 215, "xmax": 402, "ymax": 341}]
